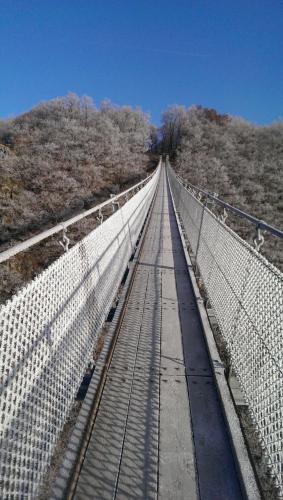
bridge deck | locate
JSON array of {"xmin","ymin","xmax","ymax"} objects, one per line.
[{"xmin": 73, "ymin": 168, "xmax": 243, "ymax": 499}]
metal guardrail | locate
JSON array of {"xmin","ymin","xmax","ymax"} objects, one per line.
[
  {"xmin": 0, "ymin": 163, "xmax": 160, "ymax": 498},
  {"xmin": 174, "ymin": 172, "xmax": 283, "ymax": 241},
  {"xmin": 0, "ymin": 166, "xmax": 159, "ymax": 264},
  {"xmin": 167, "ymin": 162, "xmax": 283, "ymax": 495}
]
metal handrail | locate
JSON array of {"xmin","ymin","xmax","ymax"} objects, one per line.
[
  {"xmin": 0, "ymin": 162, "xmax": 160, "ymax": 264},
  {"xmin": 174, "ymin": 171, "xmax": 283, "ymax": 240}
]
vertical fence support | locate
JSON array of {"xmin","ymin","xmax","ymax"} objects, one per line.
[{"xmin": 194, "ymin": 198, "xmax": 207, "ymax": 277}]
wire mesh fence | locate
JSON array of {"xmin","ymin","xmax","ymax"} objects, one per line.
[
  {"xmin": 0, "ymin": 166, "xmax": 160, "ymax": 498},
  {"xmin": 168, "ymin": 164, "xmax": 283, "ymax": 495}
]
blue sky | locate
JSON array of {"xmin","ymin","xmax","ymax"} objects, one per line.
[{"xmin": 0, "ymin": 0, "xmax": 282, "ymax": 125}]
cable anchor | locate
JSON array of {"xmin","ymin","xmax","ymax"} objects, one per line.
[
  {"xmin": 254, "ymin": 226, "xmax": 265, "ymax": 252},
  {"xmin": 219, "ymin": 207, "xmax": 228, "ymax": 224},
  {"xmin": 96, "ymin": 208, "xmax": 104, "ymax": 225},
  {"xmin": 110, "ymin": 194, "xmax": 120, "ymax": 213},
  {"xmin": 59, "ymin": 227, "xmax": 70, "ymax": 252}
]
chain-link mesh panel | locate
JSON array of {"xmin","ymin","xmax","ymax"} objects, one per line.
[
  {"xmin": 168, "ymin": 165, "xmax": 283, "ymax": 494},
  {"xmin": 0, "ymin": 168, "xmax": 159, "ymax": 498}
]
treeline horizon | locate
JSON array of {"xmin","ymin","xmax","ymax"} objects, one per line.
[
  {"xmin": 0, "ymin": 93, "xmax": 282, "ymax": 301},
  {"xmin": 158, "ymin": 104, "xmax": 283, "ymax": 269},
  {"xmin": 1, "ymin": 93, "xmax": 282, "ymax": 236},
  {"xmin": 0, "ymin": 93, "xmax": 156, "ymax": 301}
]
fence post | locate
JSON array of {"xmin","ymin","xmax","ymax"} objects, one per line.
[{"xmin": 194, "ymin": 198, "xmax": 207, "ymax": 276}]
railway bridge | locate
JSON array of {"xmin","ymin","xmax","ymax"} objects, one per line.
[{"xmin": 0, "ymin": 160, "xmax": 282, "ymax": 499}]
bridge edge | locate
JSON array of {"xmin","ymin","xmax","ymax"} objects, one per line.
[
  {"xmin": 50, "ymin": 181, "xmax": 158, "ymax": 500},
  {"xmin": 167, "ymin": 172, "xmax": 261, "ymax": 500}
]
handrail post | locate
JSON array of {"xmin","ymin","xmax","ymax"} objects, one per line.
[{"xmin": 194, "ymin": 198, "xmax": 207, "ymax": 276}]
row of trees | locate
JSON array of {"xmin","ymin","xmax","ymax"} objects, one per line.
[
  {"xmin": 0, "ymin": 96, "xmax": 282, "ymax": 298},
  {"xmin": 0, "ymin": 93, "xmax": 153, "ymax": 244},
  {"xmin": 0, "ymin": 93, "xmax": 156, "ymax": 302},
  {"xmin": 159, "ymin": 105, "xmax": 283, "ymax": 268}
]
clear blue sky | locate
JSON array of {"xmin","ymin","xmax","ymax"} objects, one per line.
[{"xmin": 0, "ymin": 0, "xmax": 282, "ymax": 125}]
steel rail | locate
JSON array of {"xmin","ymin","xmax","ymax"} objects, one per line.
[
  {"xmin": 0, "ymin": 164, "xmax": 160, "ymax": 264},
  {"xmin": 174, "ymin": 171, "xmax": 283, "ymax": 239}
]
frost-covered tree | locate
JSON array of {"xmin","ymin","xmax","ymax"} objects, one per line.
[
  {"xmin": 0, "ymin": 94, "xmax": 154, "ymax": 301},
  {"xmin": 160, "ymin": 105, "xmax": 283, "ymax": 268},
  {"xmin": 161, "ymin": 106, "xmax": 188, "ymax": 156}
]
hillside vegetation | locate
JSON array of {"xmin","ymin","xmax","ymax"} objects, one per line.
[
  {"xmin": 0, "ymin": 93, "xmax": 155, "ymax": 301},
  {"xmin": 160, "ymin": 105, "xmax": 283, "ymax": 268},
  {"xmin": 0, "ymin": 98, "xmax": 282, "ymax": 301},
  {"xmin": 0, "ymin": 93, "xmax": 153, "ymax": 246}
]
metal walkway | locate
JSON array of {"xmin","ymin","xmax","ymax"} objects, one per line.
[{"xmin": 73, "ymin": 168, "xmax": 243, "ymax": 500}]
